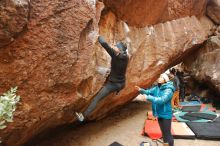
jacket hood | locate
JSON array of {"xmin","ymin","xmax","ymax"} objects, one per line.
[{"xmin": 160, "ymin": 81, "xmax": 175, "ymax": 92}]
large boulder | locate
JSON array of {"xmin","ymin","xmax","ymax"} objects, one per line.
[
  {"xmin": 0, "ymin": 0, "xmax": 213, "ymax": 145},
  {"xmin": 0, "ymin": 0, "xmax": 30, "ymax": 48},
  {"xmin": 206, "ymin": 0, "xmax": 220, "ymax": 24},
  {"xmin": 184, "ymin": 35, "xmax": 220, "ymax": 93},
  {"xmin": 0, "ymin": 0, "xmax": 103, "ymax": 145},
  {"xmin": 103, "ymin": 0, "xmax": 208, "ymax": 27}
]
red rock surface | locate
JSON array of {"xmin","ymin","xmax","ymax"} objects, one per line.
[
  {"xmin": 103, "ymin": 0, "xmax": 208, "ymax": 27},
  {"xmin": 0, "ymin": 0, "xmax": 214, "ymax": 145},
  {"xmin": 0, "ymin": 0, "xmax": 30, "ymax": 48},
  {"xmin": 0, "ymin": 0, "xmax": 103, "ymax": 145}
]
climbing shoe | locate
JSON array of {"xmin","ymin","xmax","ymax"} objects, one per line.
[{"xmin": 75, "ymin": 112, "xmax": 85, "ymax": 122}]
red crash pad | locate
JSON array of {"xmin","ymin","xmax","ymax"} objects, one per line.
[
  {"xmin": 143, "ymin": 120, "xmax": 164, "ymax": 140},
  {"xmin": 143, "ymin": 120, "xmax": 195, "ymax": 139}
]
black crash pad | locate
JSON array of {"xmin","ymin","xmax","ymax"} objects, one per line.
[{"xmin": 187, "ymin": 121, "xmax": 220, "ymax": 140}]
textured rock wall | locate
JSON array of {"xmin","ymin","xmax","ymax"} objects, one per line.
[
  {"xmin": 183, "ymin": 0, "xmax": 220, "ymax": 99},
  {"xmin": 103, "ymin": 0, "xmax": 207, "ymax": 27},
  {"xmin": 0, "ymin": 0, "xmax": 30, "ymax": 48},
  {"xmin": 207, "ymin": 0, "xmax": 220, "ymax": 24},
  {"xmin": 0, "ymin": 0, "xmax": 104, "ymax": 145},
  {"xmin": 0, "ymin": 0, "xmax": 213, "ymax": 145},
  {"xmin": 184, "ymin": 34, "xmax": 220, "ymax": 93}
]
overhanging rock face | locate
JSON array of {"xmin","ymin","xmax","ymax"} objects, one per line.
[
  {"xmin": 92, "ymin": 12, "xmax": 213, "ymax": 119},
  {"xmin": 0, "ymin": 0, "xmax": 213, "ymax": 145},
  {"xmin": 103, "ymin": 0, "xmax": 208, "ymax": 27}
]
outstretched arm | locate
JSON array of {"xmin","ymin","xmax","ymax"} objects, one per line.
[
  {"xmin": 98, "ymin": 36, "xmax": 116, "ymax": 57},
  {"xmin": 147, "ymin": 88, "xmax": 173, "ymax": 105},
  {"xmin": 135, "ymin": 85, "xmax": 157, "ymax": 95}
]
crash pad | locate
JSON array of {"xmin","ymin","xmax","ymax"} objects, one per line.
[
  {"xmin": 174, "ymin": 111, "xmax": 217, "ymax": 122},
  {"xmin": 172, "ymin": 122, "xmax": 195, "ymax": 139},
  {"xmin": 143, "ymin": 120, "xmax": 195, "ymax": 139},
  {"xmin": 180, "ymin": 101, "xmax": 201, "ymax": 112},
  {"xmin": 109, "ymin": 141, "xmax": 123, "ymax": 146},
  {"xmin": 187, "ymin": 121, "xmax": 220, "ymax": 140},
  {"xmin": 143, "ymin": 120, "xmax": 163, "ymax": 140}
]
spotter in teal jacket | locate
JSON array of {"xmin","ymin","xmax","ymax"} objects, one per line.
[{"xmin": 139, "ymin": 81, "xmax": 175, "ymax": 119}]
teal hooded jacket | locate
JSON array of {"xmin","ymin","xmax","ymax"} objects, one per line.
[{"xmin": 139, "ymin": 81, "xmax": 175, "ymax": 119}]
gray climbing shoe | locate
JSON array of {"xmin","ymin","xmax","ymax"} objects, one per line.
[{"xmin": 75, "ymin": 112, "xmax": 85, "ymax": 122}]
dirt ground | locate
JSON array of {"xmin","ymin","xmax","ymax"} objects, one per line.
[{"xmin": 36, "ymin": 101, "xmax": 220, "ymax": 146}]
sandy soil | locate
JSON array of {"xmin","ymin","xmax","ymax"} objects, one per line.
[{"xmin": 35, "ymin": 101, "xmax": 220, "ymax": 146}]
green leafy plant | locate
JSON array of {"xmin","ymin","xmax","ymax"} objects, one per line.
[{"xmin": 0, "ymin": 87, "xmax": 20, "ymax": 143}]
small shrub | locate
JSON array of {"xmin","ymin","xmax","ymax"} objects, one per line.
[{"xmin": 0, "ymin": 87, "xmax": 20, "ymax": 143}]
